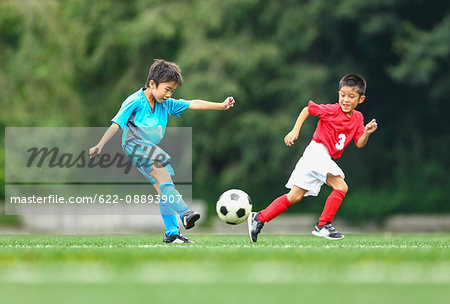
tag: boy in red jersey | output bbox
[248,74,378,241]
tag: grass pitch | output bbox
[0,234,449,304]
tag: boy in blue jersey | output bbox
[89,59,235,243]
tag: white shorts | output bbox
[285,141,345,197]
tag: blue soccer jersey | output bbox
[111,88,190,145]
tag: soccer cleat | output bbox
[248,212,264,243]
[163,233,195,244]
[312,222,344,240]
[182,210,200,230]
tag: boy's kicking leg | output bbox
[154,181,192,243]
[151,168,200,244]
[159,182,200,229]
[150,166,200,229]
[312,174,347,240]
[248,186,307,242]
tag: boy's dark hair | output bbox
[339,74,366,95]
[145,59,183,87]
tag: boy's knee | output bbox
[327,174,348,194]
[335,182,348,194]
[159,182,175,193]
[287,188,305,204]
[291,195,303,203]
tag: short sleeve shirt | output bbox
[111,88,190,145]
[308,100,365,159]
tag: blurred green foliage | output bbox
[1,0,449,221]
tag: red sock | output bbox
[318,189,346,227]
[258,194,292,223]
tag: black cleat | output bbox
[312,222,344,240]
[182,210,200,230]
[248,212,264,243]
[163,233,195,244]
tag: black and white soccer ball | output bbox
[216,189,252,225]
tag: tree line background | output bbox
[1,0,449,223]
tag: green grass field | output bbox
[0,233,449,304]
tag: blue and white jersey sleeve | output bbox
[111,97,142,128]
[163,98,190,117]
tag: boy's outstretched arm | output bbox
[356,119,378,148]
[89,123,120,158]
[285,106,309,146]
[188,96,235,110]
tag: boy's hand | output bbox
[222,96,235,110]
[89,145,102,159]
[364,119,378,134]
[284,130,299,146]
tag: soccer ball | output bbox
[216,189,252,225]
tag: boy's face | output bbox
[149,80,178,103]
[338,86,365,115]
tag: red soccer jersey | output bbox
[308,100,365,159]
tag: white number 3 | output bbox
[335,134,346,150]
